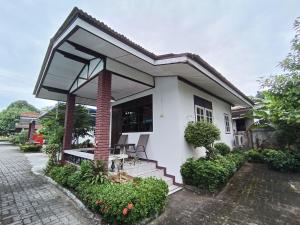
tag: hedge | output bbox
[214,143,231,156]
[180,151,247,192]
[47,163,168,224]
[247,149,300,172]
[19,144,42,152]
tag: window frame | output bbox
[194,105,213,123]
[224,113,231,134]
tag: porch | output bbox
[63,148,181,194]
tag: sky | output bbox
[0,0,299,111]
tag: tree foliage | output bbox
[0,100,39,135]
[39,103,94,145]
[254,18,300,148]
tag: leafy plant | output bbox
[80,160,108,185]
[247,149,265,163]
[214,142,231,155]
[19,144,42,152]
[49,164,77,186]
[9,130,28,145]
[181,151,247,192]
[184,121,220,159]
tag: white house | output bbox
[33,8,253,186]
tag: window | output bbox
[224,114,231,133]
[195,105,213,123]
[206,109,213,123]
[195,105,205,122]
[112,95,153,133]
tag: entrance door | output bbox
[111,107,122,146]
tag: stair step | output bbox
[168,185,182,195]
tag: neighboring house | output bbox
[232,106,254,148]
[33,8,253,183]
[15,112,40,133]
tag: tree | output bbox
[254,18,300,149]
[39,103,94,145]
[0,100,39,135]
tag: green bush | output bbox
[80,160,108,184]
[49,164,77,186]
[214,143,231,155]
[47,164,168,224]
[184,122,220,148]
[9,130,28,145]
[67,171,82,189]
[19,144,42,152]
[247,149,265,163]
[263,149,300,172]
[77,178,168,224]
[181,152,246,192]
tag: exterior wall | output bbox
[177,80,234,150]
[111,77,234,183]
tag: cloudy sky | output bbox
[0,0,299,110]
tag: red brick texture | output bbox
[94,70,112,164]
[62,94,76,151]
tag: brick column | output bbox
[62,94,76,152]
[29,121,35,143]
[94,70,111,164]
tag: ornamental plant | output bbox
[184,121,220,159]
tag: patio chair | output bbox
[126,134,149,159]
[110,134,128,155]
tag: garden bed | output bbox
[47,160,169,224]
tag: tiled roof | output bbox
[20,112,39,118]
[34,7,254,105]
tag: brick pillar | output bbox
[29,121,35,143]
[94,70,111,164]
[62,94,76,152]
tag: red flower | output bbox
[128,203,134,210]
[122,208,128,216]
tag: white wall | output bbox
[111,77,234,183]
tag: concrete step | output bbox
[122,160,182,195]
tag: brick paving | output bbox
[150,162,300,225]
[0,143,99,225]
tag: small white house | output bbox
[33,8,253,184]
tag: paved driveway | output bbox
[151,162,300,225]
[0,143,99,225]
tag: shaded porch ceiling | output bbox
[34,7,253,107]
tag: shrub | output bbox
[67,171,82,189]
[19,144,42,152]
[214,142,231,155]
[263,149,300,172]
[247,149,265,163]
[184,121,220,159]
[80,160,108,184]
[77,178,168,224]
[181,152,246,192]
[49,164,77,186]
[9,130,28,145]
[47,164,168,225]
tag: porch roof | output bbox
[34,7,253,107]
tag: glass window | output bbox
[206,109,213,123]
[224,114,231,133]
[195,105,205,122]
[195,106,213,123]
[113,95,153,133]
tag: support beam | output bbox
[62,94,76,158]
[28,121,35,143]
[94,70,112,164]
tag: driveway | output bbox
[150,162,300,225]
[0,142,99,225]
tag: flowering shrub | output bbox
[47,163,168,224]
